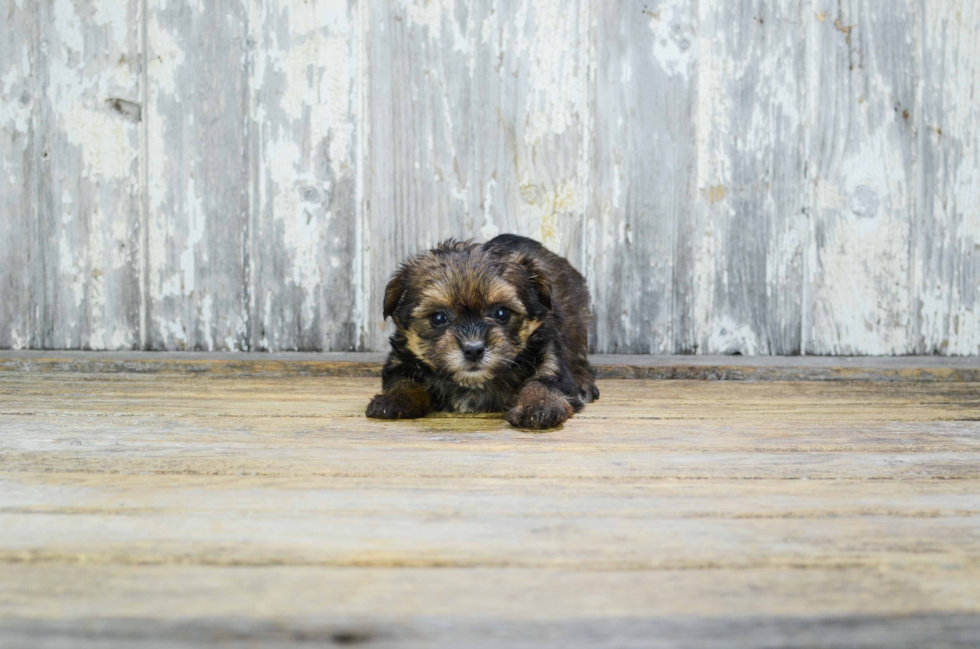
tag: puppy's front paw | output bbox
[578,382,600,403]
[506,382,575,429]
[366,387,430,419]
[506,401,569,429]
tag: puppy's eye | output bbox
[492,306,510,323]
[429,312,449,327]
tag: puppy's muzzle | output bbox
[461,342,485,363]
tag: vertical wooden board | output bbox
[0,0,35,349]
[362,0,590,351]
[689,0,807,355]
[33,0,142,349]
[805,0,918,354]
[247,0,358,352]
[146,0,249,351]
[916,2,980,355]
[587,0,696,354]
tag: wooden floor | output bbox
[2,365,980,647]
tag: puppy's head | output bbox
[383,240,551,386]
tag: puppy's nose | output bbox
[461,342,485,363]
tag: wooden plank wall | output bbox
[0,0,977,355]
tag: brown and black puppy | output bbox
[366,234,599,429]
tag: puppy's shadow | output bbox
[411,412,564,434]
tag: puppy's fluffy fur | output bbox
[366,234,598,429]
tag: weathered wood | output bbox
[3,376,980,484]
[4,371,977,419]
[0,0,35,350]
[3,563,980,620]
[917,1,980,355]
[0,349,389,376]
[145,0,249,351]
[4,470,980,569]
[7,474,980,521]
[247,0,359,352]
[1,371,980,646]
[0,350,980,383]
[4,419,979,478]
[2,571,979,649]
[1,351,979,381]
[691,0,807,354]
[2,2,980,356]
[587,0,696,354]
[4,600,980,649]
[34,0,142,350]
[805,0,919,354]
[362,0,591,350]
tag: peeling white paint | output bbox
[46,0,137,181]
[146,14,185,96]
[272,2,353,180]
[248,0,358,350]
[480,3,498,45]
[914,0,980,355]
[59,107,134,180]
[520,0,588,147]
[0,55,32,134]
[806,0,916,355]
[7,329,29,350]
[199,293,214,351]
[1,2,39,350]
[86,201,108,350]
[402,0,448,40]
[31,0,142,350]
[693,0,734,353]
[178,176,206,297]
[3,0,978,355]
[707,316,761,356]
[51,0,85,54]
[154,316,187,349]
[480,176,500,241]
[649,1,694,79]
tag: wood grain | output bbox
[917,0,980,355]
[1,370,979,646]
[4,473,980,569]
[587,0,696,354]
[2,593,979,649]
[145,0,250,351]
[1,1,979,356]
[805,0,919,354]
[1,350,979,381]
[34,0,142,350]
[3,562,980,621]
[247,0,359,352]
[0,0,35,350]
[3,376,980,482]
[692,0,806,355]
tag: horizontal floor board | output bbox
[4,473,979,570]
[4,616,980,649]
[5,472,980,511]
[4,450,978,480]
[2,564,979,620]
[3,375,979,422]
[5,615,980,649]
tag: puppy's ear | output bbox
[516,255,552,314]
[383,268,407,323]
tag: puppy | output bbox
[366,234,599,429]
